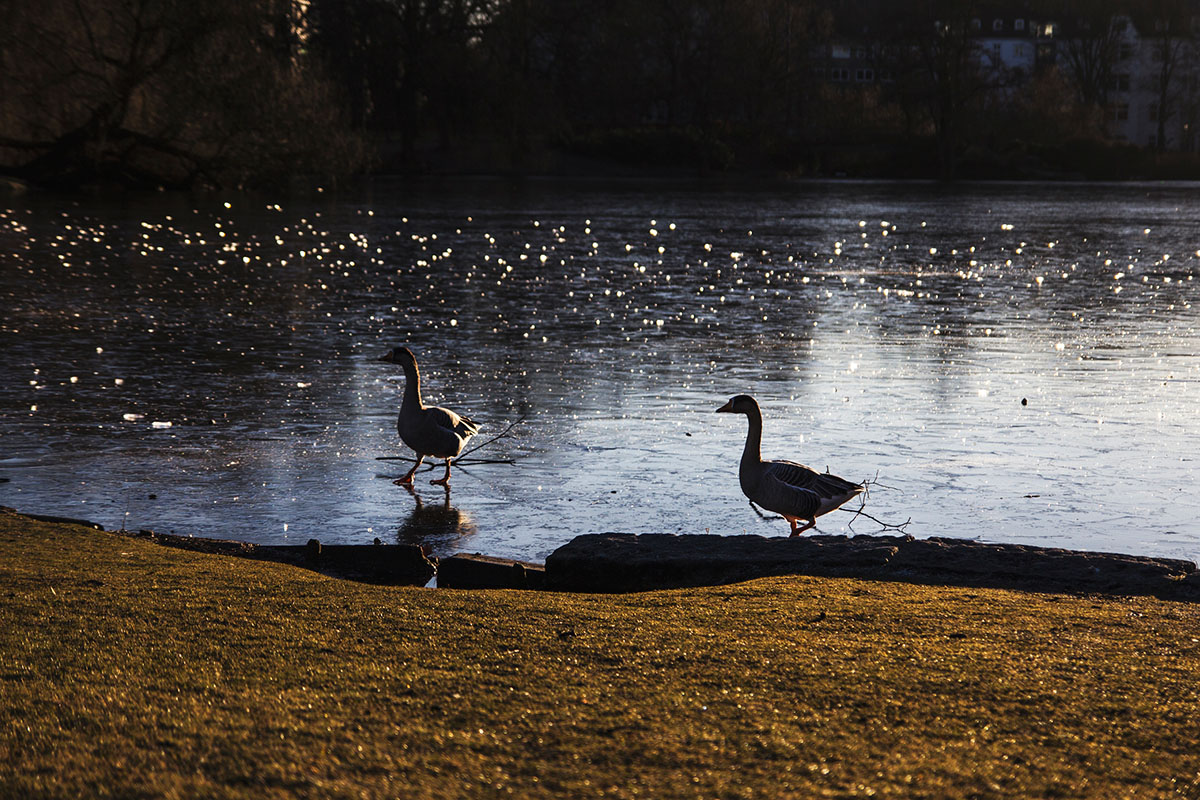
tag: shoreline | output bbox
[12,166,1200,197]
[7,506,1197,601]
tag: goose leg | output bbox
[430,459,453,486]
[394,456,423,485]
[787,517,815,537]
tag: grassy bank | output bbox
[1,509,1198,799]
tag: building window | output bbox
[971,18,981,30]
[1014,43,1027,57]
[831,68,851,82]
[993,18,1004,32]
[1042,23,1056,37]
[855,69,875,82]
[1149,103,1160,122]
[1107,103,1129,122]
[1119,42,1132,60]
[832,44,850,59]
[1015,19,1026,31]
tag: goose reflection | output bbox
[396,484,477,553]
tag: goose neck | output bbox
[401,361,422,409]
[742,408,763,464]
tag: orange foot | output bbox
[394,465,419,485]
[787,517,815,537]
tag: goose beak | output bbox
[715,400,733,413]
[378,352,394,363]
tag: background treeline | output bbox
[2,0,1198,189]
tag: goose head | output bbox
[716,394,759,415]
[379,346,417,368]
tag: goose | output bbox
[716,394,863,535]
[379,346,480,486]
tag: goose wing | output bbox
[402,405,479,458]
[765,459,862,497]
[425,405,480,439]
[757,470,823,520]
[761,459,863,518]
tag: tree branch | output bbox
[456,413,527,460]
[376,414,528,467]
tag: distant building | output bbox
[1106,15,1199,151]
[807,3,1200,152]
[811,41,888,86]
[1052,10,1200,151]
[812,11,1056,94]
[970,13,1055,86]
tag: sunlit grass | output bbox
[2,510,1199,798]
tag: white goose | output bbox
[379,347,480,486]
[716,394,863,535]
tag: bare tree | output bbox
[1131,0,1198,150]
[0,0,366,188]
[879,1,993,179]
[1053,0,1127,125]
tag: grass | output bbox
[1,509,1199,799]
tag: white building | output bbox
[971,15,1047,85]
[1062,14,1200,151]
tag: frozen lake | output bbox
[3,178,1199,564]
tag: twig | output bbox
[457,414,528,460]
[751,472,912,534]
[374,414,527,468]
[839,475,911,533]
[749,500,780,521]
[842,504,912,533]
[375,455,515,465]
[376,462,437,479]
[862,471,897,491]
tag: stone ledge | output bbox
[437,553,546,590]
[11,507,1197,600]
[130,529,435,586]
[544,533,1200,600]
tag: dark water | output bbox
[3,178,1199,563]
